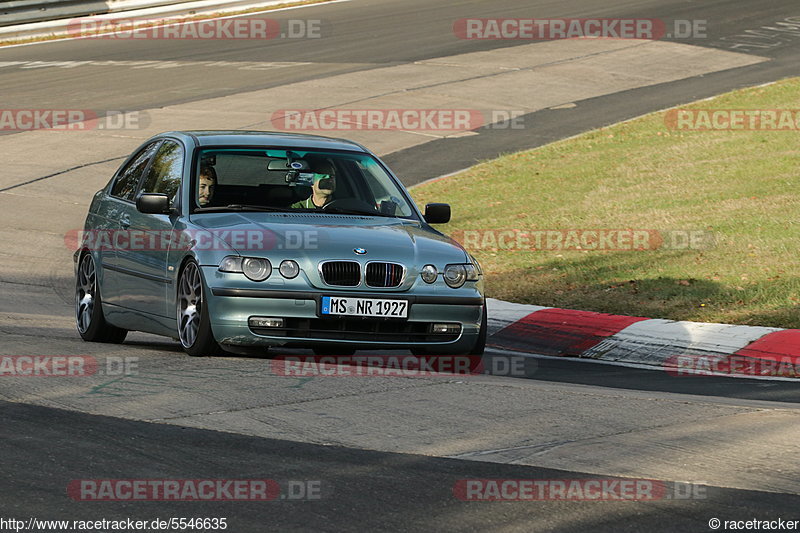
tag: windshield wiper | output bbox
[197,204,287,212]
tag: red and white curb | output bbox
[486,298,800,379]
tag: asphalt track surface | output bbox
[2,0,800,530]
[4,399,800,533]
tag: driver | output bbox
[291,159,336,209]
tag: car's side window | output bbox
[110,142,160,201]
[139,140,184,204]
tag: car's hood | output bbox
[190,212,469,267]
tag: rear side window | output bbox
[110,142,160,201]
[140,140,184,203]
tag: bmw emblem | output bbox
[354,248,367,255]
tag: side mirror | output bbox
[136,193,170,214]
[424,203,451,224]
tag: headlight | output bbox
[420,264,437,283]
[242,257,272,281]
[443,264,467,288]
[218,256,273,281]
[218,256,243,272]
[279,259,300,279]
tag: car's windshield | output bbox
[192,148,417,218]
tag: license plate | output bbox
[321,296,408,318]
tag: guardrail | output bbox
[1,0,208,26]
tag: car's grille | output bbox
[250,318,461,343]
[365,262,404,288]
[320,261,360,286]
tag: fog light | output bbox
[249,317,284,328]
[431,323,461,334]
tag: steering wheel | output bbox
[322,198,378,213]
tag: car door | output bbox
[101,140,162,306]
[115,139,185,318]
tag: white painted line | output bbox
[0,0,351,49]
[0,60,311,71]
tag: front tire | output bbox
[75,252,127,343]
[177,260,222,356]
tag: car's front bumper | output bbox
[205,284,484,352]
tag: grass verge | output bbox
[411,78,800,328]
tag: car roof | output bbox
[158,131,369,153]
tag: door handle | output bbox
[120,214,131,229]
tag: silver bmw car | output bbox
[74,131,486,356]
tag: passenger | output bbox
[198,166,217,207]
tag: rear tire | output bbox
[76,252,128,343]
[177,260,222,357]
